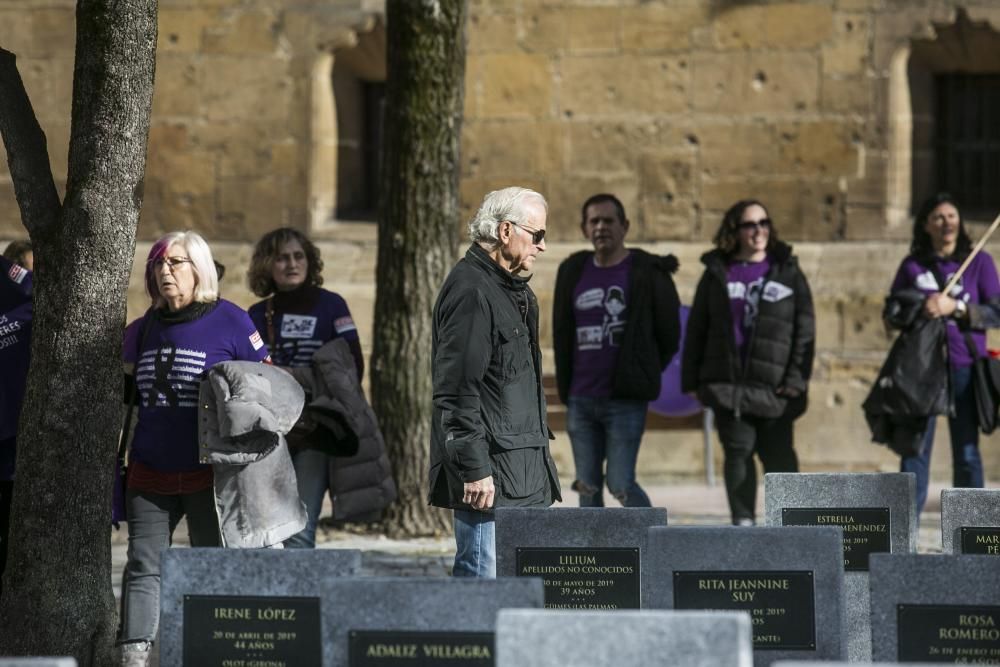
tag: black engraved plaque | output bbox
[673,570,816,651]
[515,547,640,609]
[897,604,1000,663]
[182,594,321,667]
[960,527,1000,555]
[349,630,494,666]
[782,507,891,571]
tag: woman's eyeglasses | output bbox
[510,222,546,245]
[151,256,193,270]
[737,219,771,232]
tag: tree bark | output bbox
[371,0,467,538]
[0,0,157,662]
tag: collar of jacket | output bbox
[700,240,793,274]
[466,243,531,292]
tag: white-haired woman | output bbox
[116,232,270,666]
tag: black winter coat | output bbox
[552,249,682,404]
[682,242,815,419]
[428,245,562,510]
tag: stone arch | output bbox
[308,16,386,233]
[886,8,1000,226]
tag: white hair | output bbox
[467,187,548,245]
[147,231,219,308]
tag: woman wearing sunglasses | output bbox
[682,200,815,525]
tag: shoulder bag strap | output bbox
[118,310,154,466]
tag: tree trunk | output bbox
[371,0,467,538]
[0,0,157,662]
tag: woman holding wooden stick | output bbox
[890,193,1000,513]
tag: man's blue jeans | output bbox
[902,364,984,514]
[284,448,329,549]
[452,509,496,578]
[566,397,651,507]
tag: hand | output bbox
[776,385,801,398]
[463,476,495,510]
[924,292,957,319]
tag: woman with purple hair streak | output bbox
[115,232,270,666]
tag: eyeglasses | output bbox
[151,256,193,270]
[509,221,546,245]
[737,218,771,232]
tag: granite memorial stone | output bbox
[644,526,847,667]
[495,507,667,609]
[941,488,1000,555]
[321,577,545,666]
[160,547,362,667]
[495,609,753,667]
[764,472,916,661]
[870,554,1000,664]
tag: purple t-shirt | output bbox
[727,257,771,356]
[0,257,32,480]
[891,253,1000,367]
[123,299,270,472]
[248,287,358,368]
[569,253,632,398]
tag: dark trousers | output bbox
[0,479,11,601]
[117,487,220,645]
[715,409,799,523]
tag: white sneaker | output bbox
[119,641,151,667]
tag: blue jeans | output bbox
[902,365,984,514]
[566,397,651,507]
[452,509,495,578]
[283,448,329,549]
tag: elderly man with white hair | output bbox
[429,186,562,578]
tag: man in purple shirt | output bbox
[553,194,681,507]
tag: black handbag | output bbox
[963,330,1000,434]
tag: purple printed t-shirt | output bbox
[727,257,771,356]
[123,299,270,473]
[569,252,632,398]
[891,252,1000,367]
[248,286,358,368]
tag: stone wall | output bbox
[2,0,1000,483]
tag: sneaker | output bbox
[734,518,755,527]
[119,641,151,667]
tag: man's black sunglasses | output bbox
[510,221,546,245]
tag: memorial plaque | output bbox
[897,604,1000,663]
[782,507,891,571]
[182,594,321,667]
[349,631,493,666]
[515,547,639,609]
[673,570,816,651]
[960,527,1000,555]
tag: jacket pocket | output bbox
[492,447,547,500]
[496,324,531,382]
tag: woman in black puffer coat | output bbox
[682,200,815,525]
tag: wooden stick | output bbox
[943,211,1000,294]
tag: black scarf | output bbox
[156,300,218,325]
